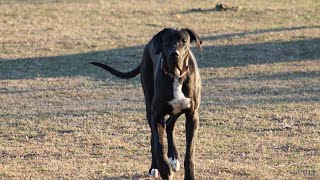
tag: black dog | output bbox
[91,28,202,179]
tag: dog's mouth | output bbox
[161,58,189,79]
[174,64,189,77]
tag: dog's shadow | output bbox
[0,45,145,81]
[1,26,319,81]
[197,26,320,68]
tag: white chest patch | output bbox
[169,78,191,115]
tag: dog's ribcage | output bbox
[169,78,191,114]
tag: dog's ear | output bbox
[185,28,202,50]
[152,28,169,54]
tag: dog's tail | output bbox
[90,62,140,79]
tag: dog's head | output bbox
[152,28,202,78]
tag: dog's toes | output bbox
[149,169,159,177]
[169,157,180,172]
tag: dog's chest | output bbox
[168,78,191,115]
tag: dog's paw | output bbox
[168,157,180,172]
[149,169,159,177]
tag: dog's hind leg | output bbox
[166,114,181,172]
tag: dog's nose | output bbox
[171,50,180,59]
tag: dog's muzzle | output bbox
[160,56,189,79]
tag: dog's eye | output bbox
[181,39,186,44]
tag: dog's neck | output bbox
[160,53,189,79]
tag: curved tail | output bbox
[90,62,140,79]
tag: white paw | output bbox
[169,157,180,172]
[149,169,159,177]
[169,173,174,180]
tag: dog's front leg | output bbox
[166,114,181,172]
[151,113,173,179]
[184,110,199,180]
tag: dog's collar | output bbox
[160,54,189,79]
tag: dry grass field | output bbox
[1,0,320,179]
